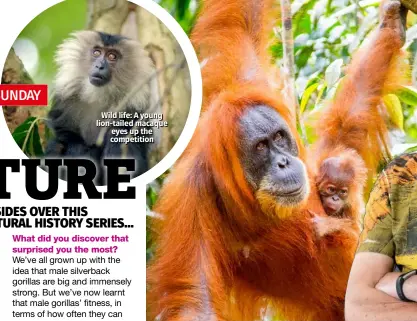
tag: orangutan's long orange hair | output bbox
[147,1,408,320]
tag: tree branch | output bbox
[2,48,46,133]
[400,0,417,14]
[279,0,306,142]
[88,0,129,34]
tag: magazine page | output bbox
[2,1,417,321]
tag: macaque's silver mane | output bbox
[54,30,155,110]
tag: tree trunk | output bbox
[2,48,46,133]
[88,0,130,34]
[88,0,191,166]
[400,0,417,14]
[135,6,191,163]
[280,0,306,142]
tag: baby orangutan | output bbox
[316,149,367,220]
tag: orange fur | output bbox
[311,0,408,237]
[147,1,407,320]
[312,1,408,188]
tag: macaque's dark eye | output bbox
[108,53,118,61]
[326,186,336,194]
[274,131,284,142]
[256,140,268,151]
[92,49,101,57]
[339,189,348,196]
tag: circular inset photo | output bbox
[2,0,200,185]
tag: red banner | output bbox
[0,84,48,106]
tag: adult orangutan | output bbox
[147,0,408,320]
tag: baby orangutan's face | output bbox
[318,181,349,216]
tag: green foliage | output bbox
[146,215,157,262]
[300,82,319,112]
[176,0,192,20]
[17,0,87,85]
[15,0,195,87]
[146,171,170,261]
[155,0,198,33]
[273,0,417,143]
[396,85,417,106]
[384,94,404,130]
[12,117,44,157]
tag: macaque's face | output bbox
[318,181,348,216]
[89,46,120,87]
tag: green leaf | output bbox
[270,43,284,60]
[300,82,319,113]
[383,94,404,130]
[315,83,327,107]
[405,25,417,48]
[405,145,417,154]
[330,0,379,19]
[295,46,314,69]
[30,123,43,156]
[293,0,315,35]
[303,108,322,144]
[12,117,36,146]
[395,85,417,106]
[392,143,417,156]
[325,59,343,88]
[12,117,43,156]
[176,0,191,20]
